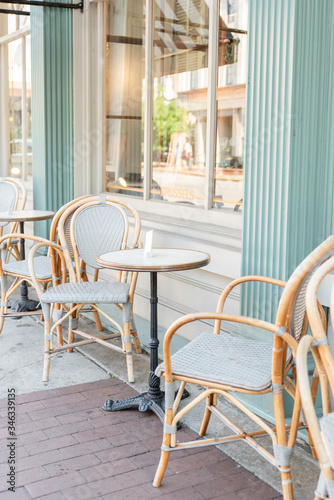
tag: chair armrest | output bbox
[214,275,286,333]
[28,241,67,300]
[0,233,55,271]
[162,312,297,383]
[297,335,333,479]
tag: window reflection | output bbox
[105,0,145,197]
[105,0,247,212]
[214,0,247,212]
[8,35,32,179]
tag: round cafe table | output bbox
[0,210,54,311]
[96,247,210,422]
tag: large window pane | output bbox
[8,38,23,177]
[152,0,209,206]
[105,0,145,197]
[26,35,32,176]
[214,0,247,212]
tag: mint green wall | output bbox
[30,3,74,238]
[240,0,334,422]
[242,0,334,322]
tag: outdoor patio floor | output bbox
[0,378,283,500]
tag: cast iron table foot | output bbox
[103,392,166,424]
[102,388,190,426]
[9,299,41,313]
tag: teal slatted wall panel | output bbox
[242,0,334,322]
[31,2,74,238]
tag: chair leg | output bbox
[43,319,52,382]
[93,310,104,332]
[273,391,294,500]
[153,408,173,487]
[199,393,217,436]
[130,317,141,354]
[0,292,6,334]
[123,320,134,383]
[68,309,77,353]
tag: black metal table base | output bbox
[102,387,190,425]
[102,271,189,424]
[103,392,166,423]
[8,299,41,313]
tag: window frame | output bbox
[103,0,245,232]
[0,24,31,180]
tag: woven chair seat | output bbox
[156,332,276,391]
[0,238,19,249]
[3,256,52,280]
[41,280,130,305]
[320,412,334,462]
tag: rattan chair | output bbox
[29,195,142,383]
[0,177,27,263]
[0,196,91,338]
[153,236,334,500]
[297,255,334,500]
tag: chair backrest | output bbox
[0,178,20,228]
[296,255,334,499]
[276,236,334,341]
[57,195,141,282]
[72,203,127,268]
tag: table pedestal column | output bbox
[102,272,166,422]
[9,221,41,313]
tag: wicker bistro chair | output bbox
[0,196,91,337]
[297,255,334,500]
[28,195,142,383]
[0,177,27,263]
[153,236,334,500]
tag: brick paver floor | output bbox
[0,379,283,499]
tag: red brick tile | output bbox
[57,378,117,395]
[95,441,150,463]
[130,449,162,468]
[14,417,60,436]
[44,420,94,439]
[159,486,206,500]
[141,468,213,495]
[17,466,50,486]
[107,430,139,448]
[74,423,124,443]
[0,412,32,429]
[26,471,86,498]
[0,381,286,500]
[24,434,78,456]
[194,472,261,498]
[80,458,138,482]
[9,430,48,449]
[89,411,139,429]
[56,408,104,425]
[79,385,128,401]
[62,475,133,500]
[201,457,241,478]
[27,397,107,422]
[38,492,66,499]
[18,449,65,472]
[42,392,87,408]
[102,484,160,499]
[0,487,32,499]
[17,401,47,414]
[236,483,282,500]
[44,453,101,477]
[17,389,62,404]
[59,438,111,461]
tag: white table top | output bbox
[0,210,55,223]
[97,248,211,273]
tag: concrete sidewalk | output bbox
[0,306,319,499]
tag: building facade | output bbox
[0,0,334,421]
